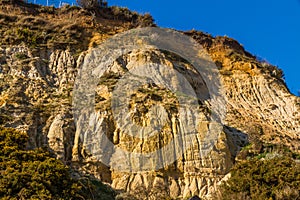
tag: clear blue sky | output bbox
[106,0,300,96]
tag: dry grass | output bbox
[0,0,155,54]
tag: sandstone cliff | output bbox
[0,1,299,199]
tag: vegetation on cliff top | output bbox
[0,0,154,52]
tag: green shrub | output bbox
[15,53,28,60]
[77,0,107,10]
[16,28,39,47]
[217,157,300,200]
[0,127,116,200]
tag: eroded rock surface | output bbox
[1,28,299,200]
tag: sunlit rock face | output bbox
[70,48,242,198]
[1,30,299,199]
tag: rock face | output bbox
[1,3,299,200]
[70,48,244,198]
[191,32,300,152]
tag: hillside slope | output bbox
[0,1,299,199]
